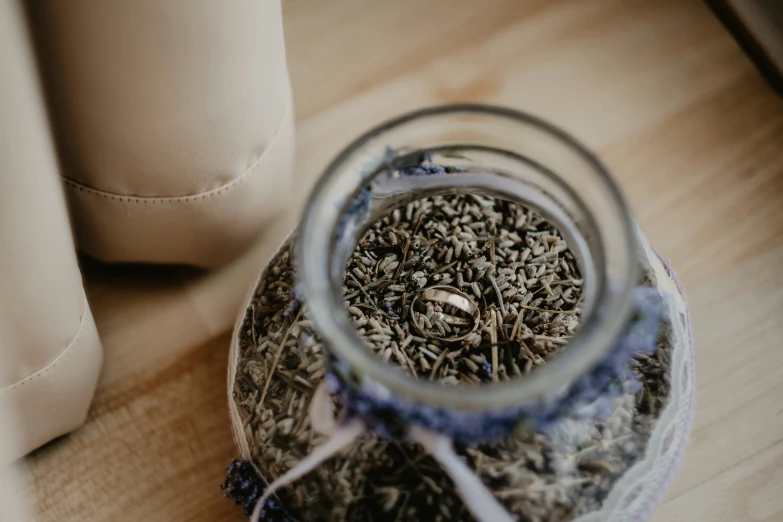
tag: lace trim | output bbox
[575,237,694,522]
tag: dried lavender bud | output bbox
[401,163,446,176]
[221,459,290,521]
[480,359,493,380]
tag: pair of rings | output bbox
[409,285,481,342]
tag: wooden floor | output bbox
[20,0,783,521]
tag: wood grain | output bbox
[20,0,783,521]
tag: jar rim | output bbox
[297,104,639,411]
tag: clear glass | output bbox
[297,105,638,412]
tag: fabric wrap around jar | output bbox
[226,106,695,522]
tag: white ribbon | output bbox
[250,382,364,522]
[251,382,515,522]
[409,426,515,522]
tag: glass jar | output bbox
[298,105,639,420]
[227,105,695,522]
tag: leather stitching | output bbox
[1,296,88,394]
[60,94,292,204]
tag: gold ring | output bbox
[432,311,472,326]
[409,285,481,342]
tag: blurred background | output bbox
[2,0,782,521]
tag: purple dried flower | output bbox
[221,460,291,520]
[480,360,493,380]
[401,163,446,176]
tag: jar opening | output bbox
[298,104,638,412]
[342,187,586,385]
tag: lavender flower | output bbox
[400,163,446,176]
[480,360,493,380]
[222,460,291,520]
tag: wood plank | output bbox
[605,74,783,286]
[663,244,783,500]
[283,0,551,120]
[653,439,783,522]
[22,335,238,522]
[292,0,753,183]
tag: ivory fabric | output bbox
[1,0,293,460]
[28,0,295,267]
[0,403,30,522]
[0,0,103,461]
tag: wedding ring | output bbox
[432,311,472,326]
[409,285,481,342]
